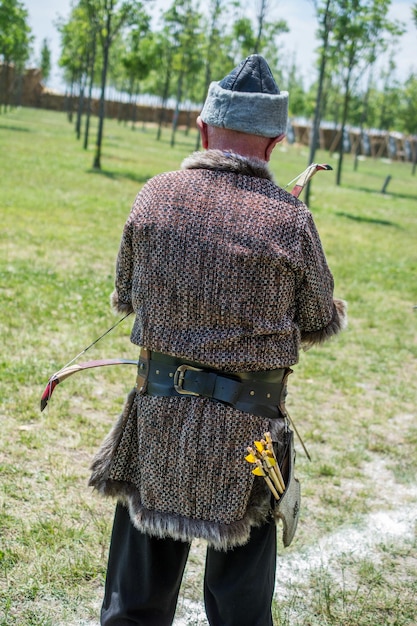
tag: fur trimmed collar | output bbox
[181,149,274,181]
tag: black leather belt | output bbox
[137,349,290,419]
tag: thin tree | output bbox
[57,4,92,126]
[39,38,51,85]
[226,3,288,71]
[120,10,152,129]
[254,0,268,52]
[83,23,97,149]
[195,0,225,150]
[155,30,174,142]
[77,0,100,146]
[154,0,203,146]
[330,0,404,186]
[408,2,417,174]
[168,0,203,147]
[87,0,147,170]
[305,0,334,206]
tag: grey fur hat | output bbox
[200,54,288,138]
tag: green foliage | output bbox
[38,38,51,84]
[164,0,204,81]
[224,7,288,74]
[0,0,33,67]
[49,0,416,176]
[57,0,96,84]
[230,16,256,58]
[399,73,417,135]
[0,0,33,110]
[286,55,309,118]
[194,0,231,105]
[324,0,406,183]
[0,0,32,110]
[120,9,152,89]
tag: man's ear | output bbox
[196,116,209,149]
[265,134,285,161]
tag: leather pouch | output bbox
[274,429,301,547]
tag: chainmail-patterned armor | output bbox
[89,150,347,550]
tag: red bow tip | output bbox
[40,377,59,412]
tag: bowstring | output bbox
[58,311,133,373]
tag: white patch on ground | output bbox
[173,598,208,625]
[275,503,417,601]
[279,454,417,599]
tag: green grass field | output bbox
[1,107,416,625]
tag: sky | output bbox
[27,0,417,93]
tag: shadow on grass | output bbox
[0,124,31,133]
[87,168,151,185]
[344,184,417,202]
[336,211,399,228]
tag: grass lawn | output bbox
[0,107,416,625]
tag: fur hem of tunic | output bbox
[88,388,136,486]
[110,289,134,315]
[181,150,275,182]
[90,479,271,551]
[301,298,347,348]
[88,388,273,550]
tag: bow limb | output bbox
[40,358,138,411]
[289,163,333,198]
[40,313,134,411]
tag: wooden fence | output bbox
[1,63,416,163]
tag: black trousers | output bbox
[101,503,277,626]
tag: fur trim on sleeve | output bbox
[301,299,347,349]
[110,289,134,315]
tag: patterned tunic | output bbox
[89,150,346,550]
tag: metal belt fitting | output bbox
[173,364,203,396]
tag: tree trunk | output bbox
[3,62,11,112]
[157,64,171,142]
[305,0,332,207]
[84,32,97,151]
[76,81,86,140]
[170,70,184,147]
[67,78,75,123]
[336,76,351,186]
[195,0,220,151]
[354,61,374,172]
[254,0,266,53]
[93,36,110,170]
[129,78,138,130]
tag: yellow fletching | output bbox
[245,453,257,463]
[254,441,264,452]
[252,466,265,477]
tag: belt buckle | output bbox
[173,364,203,396]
